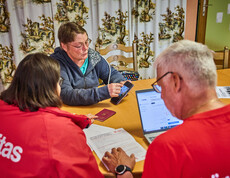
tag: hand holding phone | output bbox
[107,83,123,98]
[110,81,134,105]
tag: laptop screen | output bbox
[136,89,183,133]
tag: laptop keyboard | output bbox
[147,131,166,143]
[149,136,155,142]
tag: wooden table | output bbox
[61,69,230,177]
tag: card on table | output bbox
[95,109,116,122]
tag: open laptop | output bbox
[136,88,183,144]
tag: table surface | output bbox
[61,69,230,176]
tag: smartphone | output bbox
[110,81,134,105]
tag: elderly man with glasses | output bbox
[102,40,230,178]
[51,22,126,106]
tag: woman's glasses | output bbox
[70,38,92,49]
[59,77,64,86]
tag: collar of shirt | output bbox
[80,57,89,75]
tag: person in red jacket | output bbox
[0,53,103,177]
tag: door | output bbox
[196,0,209,43]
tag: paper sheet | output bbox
[216,86,230,98]
[216,12,223,23]
[227,3,230,14]
[83,124,115,150]
[89,128,146,169]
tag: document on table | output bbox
[216,86,230,98]
[83,124,115,151]
[88,128,146,170]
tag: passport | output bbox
[95,109,116,122]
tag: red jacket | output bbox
[0,100,104,178]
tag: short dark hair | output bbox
[58,22,88,44]
[0,53,62,111]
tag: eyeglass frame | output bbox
[59,77,64,86]
[151,72,173,93]
[68,38,92,49]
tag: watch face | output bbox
[116,165,125,173]
[115,165,132,175]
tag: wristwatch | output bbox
[115,165,132,175]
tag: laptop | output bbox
[136,88,183,144]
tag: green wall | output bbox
[205,0,230,51]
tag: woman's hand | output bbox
[85,113,98,125]
[107,83,123,97]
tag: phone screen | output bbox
[119,85,129,96]
[110,81,134,105]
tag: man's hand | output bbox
[107,83,123,97]
[102,147,136,173]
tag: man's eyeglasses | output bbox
[59,77,64,86]
[70,38,92,49]
[151,72,173,93]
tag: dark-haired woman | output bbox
[0,53,103,177]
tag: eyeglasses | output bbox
[59,77,64,86]
[69,38,92,49]
[151,72,173,93]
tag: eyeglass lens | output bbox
[153,84,161,93]
[59,77,63,86]
[80,39,91,47]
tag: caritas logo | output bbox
[211,173,230,178]
[0,134,23,162]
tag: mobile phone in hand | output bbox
[110,81,134,105]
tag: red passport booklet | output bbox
[95,109,116,122]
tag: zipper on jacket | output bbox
[84,76,86,89]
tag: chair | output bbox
[96,41,138,72]
[95,41,139,81]
[213,46,229,69]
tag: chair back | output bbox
[96,41,138,72]
[213,46,229,69]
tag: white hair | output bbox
[154,40,217,92]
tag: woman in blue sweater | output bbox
[51,22,126,106]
